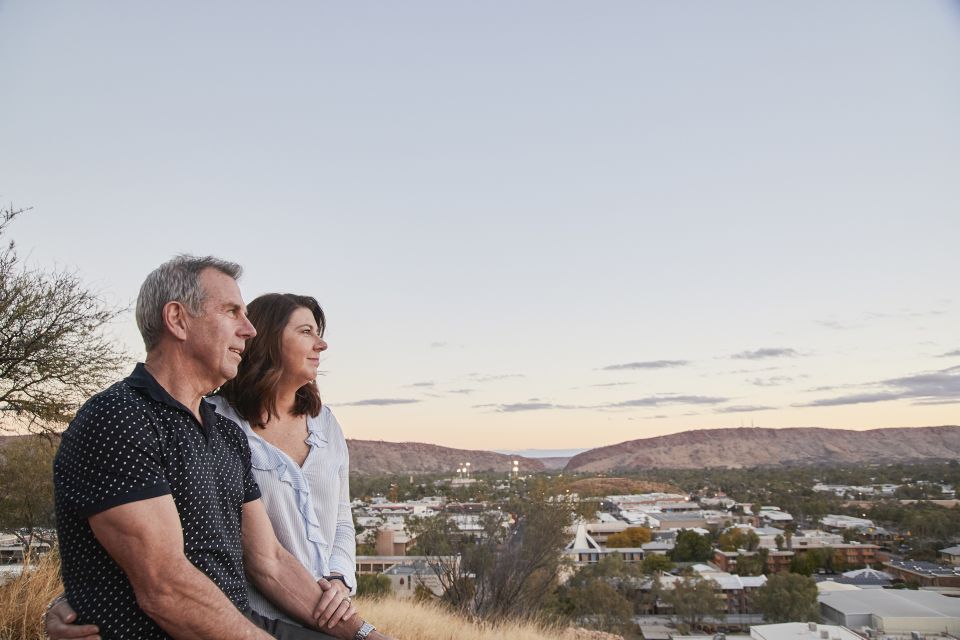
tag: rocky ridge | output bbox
[563,425,960,472]
[347,439,546,475]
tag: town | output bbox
[339,459,960,638]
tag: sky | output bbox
[1,1,959,452]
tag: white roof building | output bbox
[820,515,875,530]
[751,622,862,640]
[819,588,960,635]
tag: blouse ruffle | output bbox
[246,413,330,572]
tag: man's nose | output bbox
[240,315,256,339]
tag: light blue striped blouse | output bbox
[207,396,357,622]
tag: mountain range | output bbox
[348,425,960,474]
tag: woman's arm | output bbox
[326,414,357,593]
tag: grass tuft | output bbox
[0,550,63,640]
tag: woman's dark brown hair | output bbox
[218,293,326,427]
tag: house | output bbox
[940,545,960,566]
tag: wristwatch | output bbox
[354,621,376,640]
[324,574,348,588]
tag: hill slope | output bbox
[347,439,546,475]
[564,425,960,472]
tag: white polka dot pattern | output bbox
[54,364,262,639]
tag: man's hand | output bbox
[313,578,356,630]
[44,599,100,640]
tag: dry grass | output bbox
[0,553,623,640]
[358,597,623,640]
[562,477,681,498]
[0,551,62,640]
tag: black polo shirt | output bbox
[54,364,262,639]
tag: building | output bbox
[757,507,793,526]
[883,558,960,589]
[381,558,445,598]
[563,522,644,566]
[658,564,766,615]
[828,543,880,569]
[939,545,960,566]
[751,622,863,640]
[713,548,793,574]
[819,589,960,635]
[825,567,893,589]
[820,515,875,530]
[375,528,415,556]
[790,530,844,550]
[356,554,456,575]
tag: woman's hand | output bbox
[313,577,357,630]
[45,598,101,640]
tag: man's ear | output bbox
[162,301,190,342]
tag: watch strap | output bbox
[354,621,376,640]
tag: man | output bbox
[52,256,387,640]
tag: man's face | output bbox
[184,268,256,388]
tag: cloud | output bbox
[447,388,475,395]
[608,394,728,408]
[340,398,421,407]
[601,360,689,371]
[939,350,960,358]
[715,405,775,414]
[430,342,448,348]
[796,365,960,407]
[487,402,567,412]
[466,373,526,382]
[816,319,860,331]
[798,392,903,408]
[819,307,950,331]
[749,376,794,387]
[406,381,435,388]
[731,348,799,360]
[588,382,635,388]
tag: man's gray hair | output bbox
[136,255,243,351]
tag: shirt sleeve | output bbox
[241,440,262,504]
[56,393,171,519]
[325,411,357,593]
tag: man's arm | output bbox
[89,495,273,640]
[241,499,372,639]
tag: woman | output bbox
[47,293,361,638]
[215,293,357,621]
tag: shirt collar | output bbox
[126,363,219,429]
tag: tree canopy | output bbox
[663,575,725,630]
[671,529,713,562]
[753,572,820,623]
[0,206,127,435]
[0,435,57,550]
[606,526,653,548]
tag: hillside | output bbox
[347,439,546,475]
[564,425,960,472]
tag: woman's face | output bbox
[279,306,327,385]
